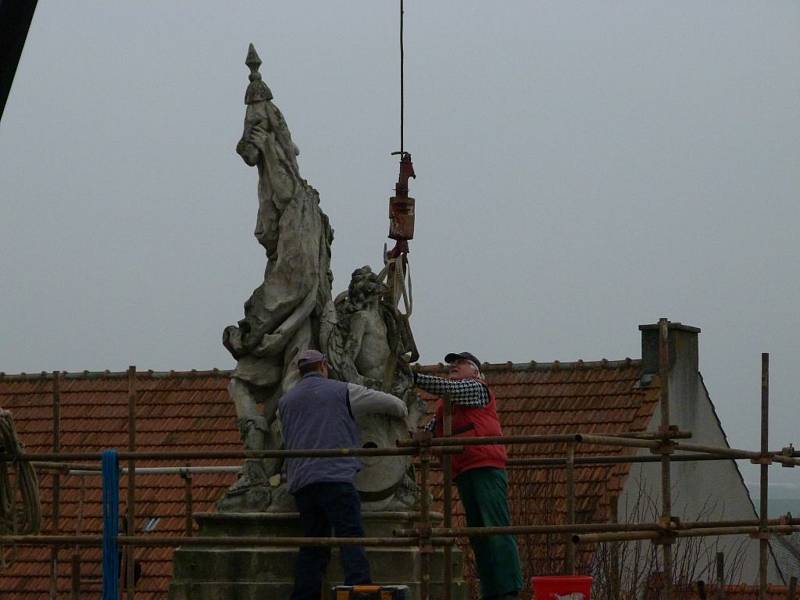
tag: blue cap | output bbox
[297,349,326,369]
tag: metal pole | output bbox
[3,523,800,547]
[394,515,800,538]
[0,534,431,546]
[442,396,453,600]
[126,366,137,600]
[18,445,463,462]
[418,433,432,600]
[7,525,800,549]
[610,495,621,600]
[16,439,800,464]
[698,581,708,600]
[71,552,80,600]
[788,576,797,600]
[715,551,725,600]
[50,371,61,600]
[759,353,769,600]
[182,468,193,537]
[658,318,673,600]
[398,433,581,447]
[565,442,576,574]
[506,453,752,467]
[64,465,242,476]
[573,523,800,544]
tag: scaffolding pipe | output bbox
[50,371,61,600]
[715,551,725,600]
[610,496,621,599]
[14,446,463,462]
[442,396,453,600]
[659,318,673,600]
[398,433,583,447]
[67,465,243,476]
[20,443,800,466]
[71,552,80,600]
[506,453,751,467]
[26,449,800,471]
[399,432,666,450]
[394,516,800,538]
[3,522,797,548]
[573,523,800,544]
[565,441,576,574]
[127,366,137,600]
[759,353,769,600]
[418,432,432,600]
[0,534,431,547]
[182,468,193,537]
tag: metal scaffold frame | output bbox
[1,321,796,600]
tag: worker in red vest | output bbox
[415,352,523,600]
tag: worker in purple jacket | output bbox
[279,349,408,600]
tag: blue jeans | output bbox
[290,482,372,600]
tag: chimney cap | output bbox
[638,321,701,334]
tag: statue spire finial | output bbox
[244,43,272,104]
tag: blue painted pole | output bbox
[101,450,120,600]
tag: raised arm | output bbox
[413,373,489,407]
[347,383,408,419]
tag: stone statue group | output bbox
[217,45,423,513]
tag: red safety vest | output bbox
[434,379,507,478]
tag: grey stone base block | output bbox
[170,581,465,600]
[169,512,466,600]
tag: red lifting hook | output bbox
[387,151,416,259]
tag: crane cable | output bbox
[383,0,413,319]
[400,0,405,155]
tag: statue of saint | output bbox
[219,45,334,510]
[218,45,420,512]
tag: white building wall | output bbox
[617,324,782,589]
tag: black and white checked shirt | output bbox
[414,372,490,432]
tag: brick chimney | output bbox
[639,320,701,426]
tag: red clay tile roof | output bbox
[0,359,660,599]
[0,370,238,600]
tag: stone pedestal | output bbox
[169,512,467,600]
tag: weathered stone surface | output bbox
[218,44,334,511]
[169,512,467,600]
[169,581,465,600]
[193,511,429,538]
[217,45,421,512]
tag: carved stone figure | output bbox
[322,265,423,419]
[218,45,420,513]
[218,45,333,511]
[321,265,424,510]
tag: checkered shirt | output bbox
[413,372,490,432]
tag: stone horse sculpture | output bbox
[218,45,420,512]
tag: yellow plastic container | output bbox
[333,584,409,600]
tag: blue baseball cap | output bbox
[297,349,326,369]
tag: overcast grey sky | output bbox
[1,2,798,492]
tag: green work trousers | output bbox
[455,467,523,599]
